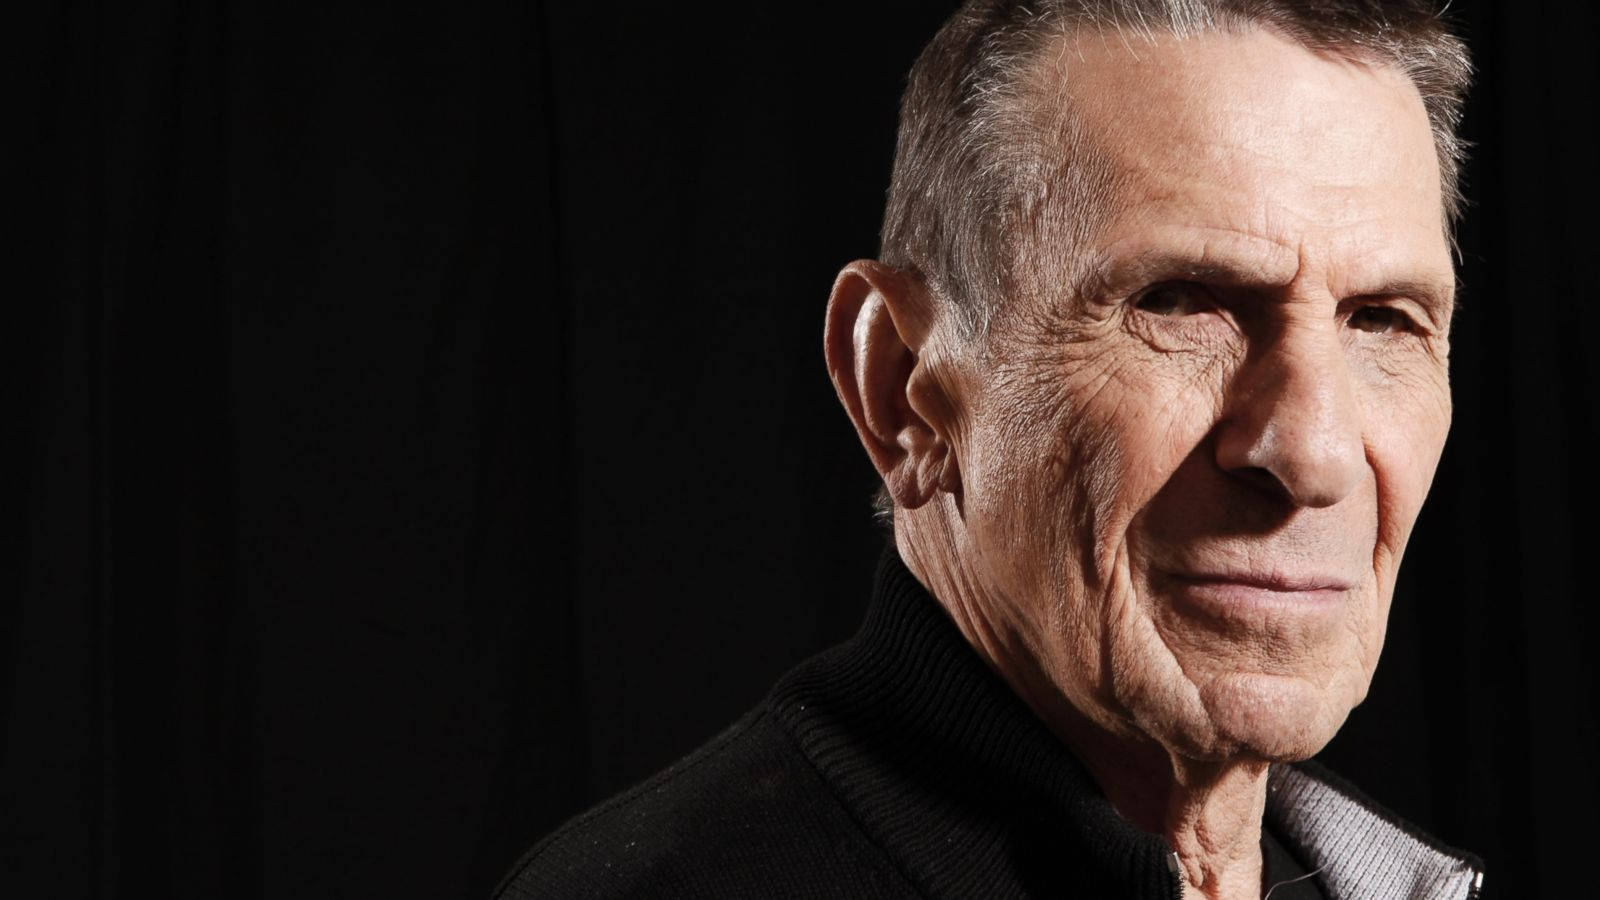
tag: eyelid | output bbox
[1130,280,1218,311]
[1341,297,1429,335]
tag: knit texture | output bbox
[494,546,1480,899]
[1266,764,1482,899]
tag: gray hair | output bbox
[870,0,1472,527]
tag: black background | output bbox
[13,1,1598,897]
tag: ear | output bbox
[824,260,961,510]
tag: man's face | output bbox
[950,27,1455,761]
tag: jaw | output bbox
[1183,670,1360,761]
[1102,586,1377,763]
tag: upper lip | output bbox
[1168,570,1354,592]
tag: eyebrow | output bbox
[1075,245,1301,301]
[1342,277,1460,318]
[1075,246,1457,318]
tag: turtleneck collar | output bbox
[767,544,1183,899]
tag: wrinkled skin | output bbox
[826,26,1454,900]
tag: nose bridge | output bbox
[1217,315,1366,508]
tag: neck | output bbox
[1001,642,1271,900]
[894,512,1270,900]
[1093,739,1270,900]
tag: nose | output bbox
[1213,321,1365,508]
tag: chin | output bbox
[1192,671,1359,762]
[1129,669,1362,764]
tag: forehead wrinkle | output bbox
[1114,132,1436,244]
[1306,220,1455,306]
[1022,26,1448,323]
[1074,165,1448,307]
[1057,28,1439,201]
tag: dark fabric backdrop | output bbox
[12,1,1597,896]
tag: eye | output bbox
[1133,282,1215,316]
[1348,305,1416,335]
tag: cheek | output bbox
[1070,350,1232,565]
[963,338,1229,618]
[1360,362,1451,566]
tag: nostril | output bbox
[1229,465,1293,503]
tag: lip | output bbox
[1169,571,1354,593]
[1156,569,1353,621]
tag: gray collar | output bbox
[1267,764,1483,899]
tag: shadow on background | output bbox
[13,1,1596,896]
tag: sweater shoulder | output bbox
[492,706,913,900]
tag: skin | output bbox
[825,26,1455,900]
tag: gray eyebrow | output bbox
[1342,277,1459,317]
[1074,247,1301,302]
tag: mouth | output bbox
[1172,570,1353,592]
[1156,569,1353,620]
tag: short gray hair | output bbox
[869,0,1472,527]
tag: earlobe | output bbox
[823,260,957,511]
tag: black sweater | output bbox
[494,549,1479,899]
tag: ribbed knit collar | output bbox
[768,546,1182,899]
[766,545,1484,900]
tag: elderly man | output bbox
[496,1,1482,898]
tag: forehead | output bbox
[1031,26,1451,297]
